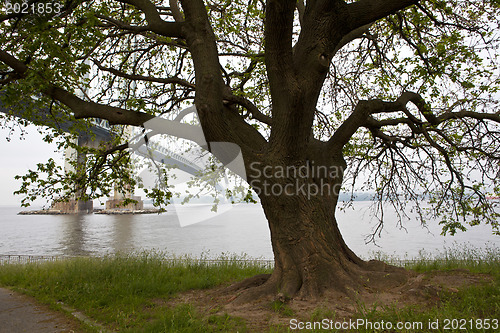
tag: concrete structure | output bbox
[105,196,144,210]
[50,199,93,214]
[50,134,96,214]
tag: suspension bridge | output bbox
[0,93,208,213]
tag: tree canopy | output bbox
[1,0,499,299]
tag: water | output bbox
[0,202,497,259]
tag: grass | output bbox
[0,245,498,332]
[0,251,271,332]
[349,278,500,333]
[272,243,500,332]
[354,245,500,333]
[370,242,500,274]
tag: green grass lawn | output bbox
[0,245,498,332]
[0,251,271,332]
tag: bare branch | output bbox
[223,94,272,125]
[348,0,419,30]
[328,98,399,150]
[0,49,154,126]
[169,0,184,22]
[329,90,500,154]
[333,23,373,56]
[48,86,154,126]
[95,14,151,34]
[438,110,500,124]
[117,0,185,37]
[93,60,195,89]
[0,49,28,74]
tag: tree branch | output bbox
[437,110,500,124]
[222,93,272,125]
[264,0,297,111]
[178,0,228,142]
[328,98,400,151]
[117,0,185,37]
[169,0,184,22]
[95,14,151,34]
[348,0,420,30]
[93,60,195,89]
[0,49,154,126]
[296,0,305,26]
[48,86,154,125]
[329,90,500,153]
[0,49,28,74]
[333,23,373,56]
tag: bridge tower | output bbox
[49,135,93,213]
[104,126,144,211]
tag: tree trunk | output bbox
[234,157,408,301]
[261,193,365,298]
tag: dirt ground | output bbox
[168,269,493,332]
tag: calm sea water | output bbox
[0,202,497,259]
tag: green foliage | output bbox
[13,134,138,207]
[271,300,295,317]
[0,0,499,235]
[143,187,172,209]
[428,185,500,236]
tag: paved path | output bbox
[0,288,81,333]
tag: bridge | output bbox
[0,93,210,212]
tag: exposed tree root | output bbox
[226,260,412,305]
[169,269,491,332]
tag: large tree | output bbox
[1,0,499,299]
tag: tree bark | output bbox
[235,153,408,301]
[262,193,364,298]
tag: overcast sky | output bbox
[0,122,62,206]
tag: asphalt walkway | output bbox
[0,287,81,333]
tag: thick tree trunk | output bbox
[234,157,408,301]
[261,193,365,298]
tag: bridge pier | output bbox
[49,127,145,214]
[105,184,144,211]
[103,126,144,212]
[49,135,94,214]
[50,199,93,214]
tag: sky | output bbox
[0,122,62,206]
